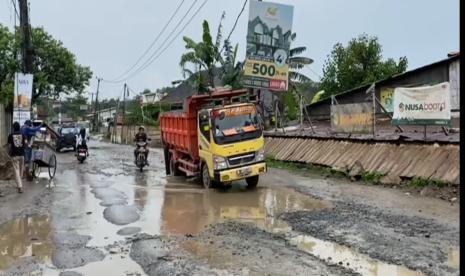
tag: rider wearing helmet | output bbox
[134,126,149,165]
[76,127,89,156]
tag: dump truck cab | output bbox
[160,88,267,189]
[198,103,266,188]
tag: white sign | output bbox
[14,73,33,109]
[13,110,31,126]
[13,73,33,125]
[392,82,451,126]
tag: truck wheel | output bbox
[246,175,259,189]
[202,164,213,189]
[164,147,170,175]
[170,156,182,176]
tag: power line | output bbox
[102,0,201,84]
[115,0,209,82]
[103,0,187,83]
[226,0,247,43]
[10,0,19,19]
[305,64,322,80]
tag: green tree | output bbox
[320,34,407,96]
[280,33,314,122]
[180,19,223,94]
[221,39,243,90]
[62,95,88,120]
[0,24,92,105]
[0,25,20,105]
[288,33,314,85]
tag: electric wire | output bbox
[103,0,187,83]
[102,0,202,84]
[115,0,209,83]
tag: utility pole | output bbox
[94,77,101,133]
[122,83,127,124]
[18,0,33,74]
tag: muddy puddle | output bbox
[0,215,52,270]
[162,178,330,235]
[290,235,424,276]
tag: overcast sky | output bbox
[0,0,459,100]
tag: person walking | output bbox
[7,122,25,193]
[21,120,42,174]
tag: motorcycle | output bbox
[76,146,87,163]
[135,141,149,172]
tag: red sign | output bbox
[270,79,288,91]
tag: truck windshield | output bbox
[212,106,262,145]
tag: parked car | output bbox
[56,125,78,152]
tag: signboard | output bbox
[243,1,294,91]
[380,88,394,113]
[392,82,451,126]
[80,105,88,111]
[13,73,33,125]
[331,103,373,134]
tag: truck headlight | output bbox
[213,155,228,170]
[256,148,265,161]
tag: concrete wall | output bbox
[265,137,460,185]
[109,125,161,147]
[0,104,12,146]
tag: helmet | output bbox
[139,126,145,131]
[24,120,32,126]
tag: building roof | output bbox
[160,68,223,104]
[309,53,460,107]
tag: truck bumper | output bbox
[214,162,267,184]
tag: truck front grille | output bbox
[228,152,255,167]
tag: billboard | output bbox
[13,73,33,125]
[243,1,294,91]
[380,88,394,113]
[392,82,451,126]
[331,103,373,134]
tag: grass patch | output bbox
[266,158,346,178]
[266,158,453,190]
[361,172,385,185]
[407,177,448,188]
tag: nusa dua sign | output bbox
[392,82,451,126]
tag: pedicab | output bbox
[30,126,57,179]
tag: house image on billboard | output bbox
[246,16,292,57]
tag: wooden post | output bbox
[424,125,427,141]
[372,89,376,139]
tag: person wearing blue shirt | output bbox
[21,120,43,171]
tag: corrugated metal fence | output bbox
[0,104,12,146]
[265,137,460,185]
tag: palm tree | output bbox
[280,33,315,123]
[180,16,224,94]
[288,33,314,86]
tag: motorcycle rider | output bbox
[134,126,149,166]
[76,127,89,156]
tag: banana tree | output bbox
[180,15,225,94]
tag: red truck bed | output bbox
[160,111,198,159]
[160,89,249,161]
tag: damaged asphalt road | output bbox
[0,141,459,275]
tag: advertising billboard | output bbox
[331,103,373,134]
[392,82,451,126]
[13,73,33,125]
[243,0,294,91]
